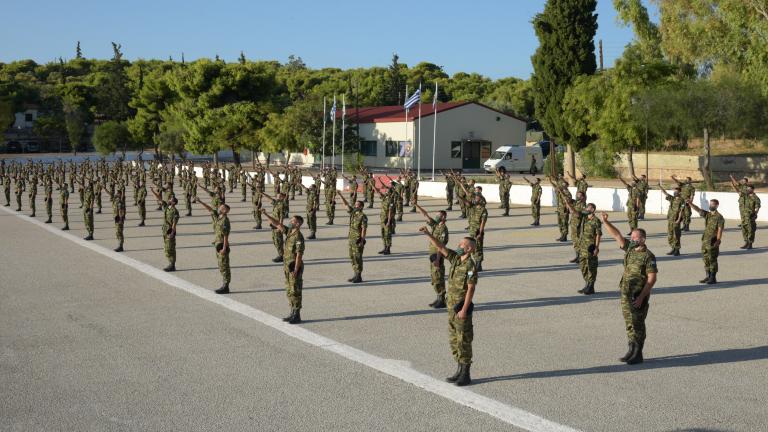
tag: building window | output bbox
[451,141,462,159]
[385,141,399,157]
[25,113,33,122]
[360,140,377,157]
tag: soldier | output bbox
[3,172,11,206]
[443,171,455,211]
[195,198,231,294]
[523,176,542,226]
[549,176,570,241]
[113,188,127,252]
[633,174,649,219]
[672,175,695,231]
[245,173,264,230]
[741,186,761,249]
[342,198,368,283]
[562,200,601,294]
[262,190,288,262]
[300,183,319,239]
[496,169,511,216]
[263,211,306,324]
[151,187,180,272]
[342,174,358,203]
[28,174,37,217]
[619,177,640,234]
[457,183,488,272]
[363,171,376,209]
[321,176,337,225]
[416,203,449,308]
[59,180,70,230]
[658,184,683,256]
[184,173,195,217]
[137,180,148,226]
[409,173,420,213]
[14,175,25,212]
[239,168,248,202]
[568,172,589,197]
[374,186,395,256]
[600,213,658,365]
[559,189,587,264]
[419,227,478,386]
[688,198,724,285]
[387,175,405,222]
[44,174,53,223]
[81,180,95,241]
[94,176,103,214]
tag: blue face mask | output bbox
[455,247,465,256]
[433,217,442,224]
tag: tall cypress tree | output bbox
[531,0,598,152]
[385,53,405,106]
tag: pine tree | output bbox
[385,53,405,106]
[75,41,83,59]
[238,51,246,65]
[531,0,598,152]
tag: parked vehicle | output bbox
[483,145,544,174]
[5,141,22,153]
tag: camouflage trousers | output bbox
[381,221,393,248]
[29,194,36,213]
[446,189,453,208]
[447,304,473,365]
[252,205,262,227]
[46,198,52,219]
[138,200,146,222]
[531,201,540,222]
[325,200,335,223]
[349,190,357,204]
[164,235,176,265]
[557,209,569,238]
[620,283,649,345]
[395,199,404,219]
[741,214,757,243]
[61,204,68,225]
[15,193,22,210]
[241,186,247,201]
[306,209,317,233]
[115,222,124,244]
[570,222,581,252]
[459,197,468,218]
[4,188,9,205]
[579,249,598,283]
[365,190,375,208]
[216,246,231,284]
[272,228,284,256]
[471,230,484,265]
[284,264,303,309]
[682,204,692,228]
[638,196,647,218]
[667,220,681,249]
[95,194,101,212]
[500,192,510,211]
[349,239,364,274]
[403,189,411,207]
[185,194,192,214]
[84,209,94,235]
[430,256,446,295]
[627,206,639,230]
[702,244,720,273]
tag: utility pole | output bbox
[599,39,604,71]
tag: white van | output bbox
[483,145,544,174]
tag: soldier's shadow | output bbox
[473,345,768,384]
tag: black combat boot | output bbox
[503,211,509,216]
[382,247,391,255]
[114,244,124,252]
[746,243,753,250]
[707,272,717,285]
[308,232,316,240]
[95,210,101,214]
[446,206,452,211]
[84,235,94,241]
[253,224,262,230]
[454,364,472,386]
[45,218,52,224]
[410,207,417,213]
[214,284,230,294]
[272,256,284,263]
[163,264,176,272]
[62,225,69,231]
[351,273,363,284]
[433,294,446,309]
[666,249,675,255]
[673,249,680,256]
[577,283,588,294]
[446,363,462,383]
[699,272,710,283]
[283,309,296,322]
[619,342,636,362]
[626,342,644,365]
[288,309,302,324]
[138,221,145,227]
[30,212,35,217]
[476,263,483,272]
[740,243,749,249]
[186,212,192,216]
[582,282,595,295]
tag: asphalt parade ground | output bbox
[1,185,767,432]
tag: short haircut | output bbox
[475,186,483,191]
[710,199,719,205]
[223,204,231,211]
[587,203,596,210]
[438,210,447,219]
[294,215,304,224]
[747,185,755,190]
[634,228,647,239]
[463,237,477,247]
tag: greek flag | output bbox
[330,96,337,120]
[404,88,421,110]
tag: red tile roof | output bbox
[337,101,526,123]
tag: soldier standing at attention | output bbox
[195,198,231,294]
[600,213,658,365]
[342,198,368,284]
[59,179,70,230]
[113,188,127,252]
[419,227,478,386]
[262,190,288,263]
[321,176,337,225]
[44,174,53,223]
[619,177,640,235]
[14,174,25,212]
[496,169,511,216]
[374,186,395,256]
[562,200,601,294]
[559,189,587,264]
[416,203,449,308]
[137,180,147,226]
[523,176,542,226]
[741,186,761,249]
[28,174,37,217]
[299,183,319,239]
[549,176,570,241]
[409,173,420,213]
[94,175,103,214]
[82,180,95,241]
[363,171,376,209]
[3,172,11,206]
[262,210,306,324]
[688,198,725,285]
[659,184,684,256]
[443,171,455,211]
[245,173,264,230]
[152,187,179,272]
[672,175,695,231]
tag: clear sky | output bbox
[0,0,654,79]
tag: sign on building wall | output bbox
[399,141,412,158]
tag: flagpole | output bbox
[417,82,422,177]
[331,95,336,170]
[322,96,326,170]
[432,83,438,180]
[404,85,408,171]
[341,94,346,176]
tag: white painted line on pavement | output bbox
[1,205,581,432]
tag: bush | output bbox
[577,143,617,178]
[93,121,130,156]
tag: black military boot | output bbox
[619,342,636,363]
[62,225,69,231]
[446,363,462,383]
[378,247,387,254]
[272,256,284,263]
[84,235,94,241]
[666,249,675,255]
[476,263,483,272]
[30,212,35,217]
[351,273,363,284]
[308,232,316,240]
[214,284,230,294]
[626,342,644,365]
[283,308,296,322]
[253,224,262,230]
[95,210,101,214]
[577,283,588,294]
[433,294,446,309]
[163,264,176,272]
[288,309,302,324]
[446,206,453,211]
[382,247,391,255]
[746,243,753,250]
[138,221,145,227]
[740,243,749,249]
[114,244,124,252]
[673,249,680,256]
[454,364,472,386]
[699,272,710,283]
[582,282,595,295]
[707,272,717,285]
[45,218,52,224]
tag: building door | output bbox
[462,140,491,169]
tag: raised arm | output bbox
[687,198,703,215]
[415,203,430,220]
[522,176,533,185]
[600,212,627,249]
[659,183,671,198]
[195,197,214,213]
[729,174,739,192]
[419,226,449,257]
[337,192,350,209]
[261,208,284,230]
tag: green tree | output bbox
[482,78,535,120]
[93,120,131,157]
[385,53,405,105]
[76,41,83,59]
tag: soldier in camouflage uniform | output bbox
[689,199,725,284]
[343,198,368,283]
[496,169,512,216]
[262,190,288,262]
[59,180,70,230]
[633,174,649,219]
[457,184,488,272]
[152,187,179,271]
[386,175,405,222]
[374,186,396,255]
[321,176,337,225]
[600,213,658,365]
[28,174,37,217]
[672,175,695,231]
[443,171,455,211]
[44,174,53,223]
[3,173,11,207]
[567,172,589,198]
[660,184,684,256]
[550,176,570,241]
[363,171,376,209]
[113,188,127,252]
[14,175,25,212]
[559,188,587,264]
[245,172,264,230]
[523,176,542,226]
[196,198,231,294]
[81,180,95,240]
[619,177,640,234]
[420,228,478,386]
[416,203,449,308]
[300,183,320,239]
[741,186,761,249]
[263,210,306,324]
[575,204,601,295]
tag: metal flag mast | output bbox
[331,95,336,170]
[341,94,346,176]
[321,96,326,170]
[432,82,438,180]
[417,82,422,177]
[404,85,408,171]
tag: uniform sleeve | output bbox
[467,261,479,285]
[426,219,437,229]
[596,221,603,236]
[297,235,305,254]
[620,240,631,251]
[223,218,231,235]
[645,253,658,274]
[361,214,368,229]
[445,249,458,265]
[717,215,725,231]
